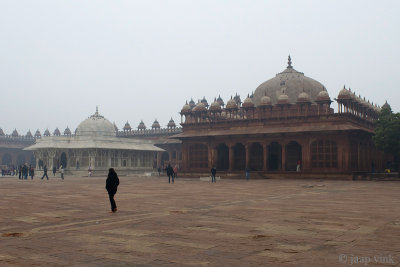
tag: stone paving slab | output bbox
[0,176,400,266]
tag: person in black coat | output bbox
[211,166,217,183]
[165,164,174,184]
[106,168,119,212]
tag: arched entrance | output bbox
[17,154,25,166]
[233,143,246,171]
[268,142,282,171]
[216,143,229,171]
[286,141,302,171]
[60,152,67,168]
[249,143,263,171]
[2,154,12,166]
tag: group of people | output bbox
[17,164,35,180]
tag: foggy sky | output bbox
[1,0,399,135]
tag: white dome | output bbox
[76,109,116,137]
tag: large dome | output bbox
[253,56,326,106]
[76,108,116,137]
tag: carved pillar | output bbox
[48,149,57,169]
[157,151,162,168]
[89,150,97,169]
[228,143,234,171]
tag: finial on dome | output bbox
[96,106,99,115]
[287,55,292,69]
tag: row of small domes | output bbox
[337,86,381,111]
[181,89,332,113]
[0,118,178,137]
[122,118,176,131]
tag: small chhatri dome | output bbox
[193,102,207,112]
[217,94,225,106]
[34,130,41,137]
[297,91,311,103]
[189,98,196,109]
[64,127,71,136]
[277,91,289,104]
[137,120,146,130]
[53,128,61,136]
[123,121,132,131]
[317,88,330,101]
[233,93,241,105]
[226,97,238,109]
[181,101,191,113]
[44,129,51,136]
[167,118,176,128]
[201,96,208,107]
[242,95,255,108]
[0,128,5,136]
[210,99,222,111]
[12,129,19,137]
[259,95,272,106]
[382,100,391,110]
[26,130,33,138]
[152,119,161,129]
[338,85,351,99]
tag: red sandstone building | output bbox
[174,57,387,177]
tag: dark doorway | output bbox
[216,143,229,171]
[60,152,67,168]
[17,154,25,166]
[161,152,169,167]
[268,142,282,171]
[286,141,302,171]
[2,153,12,166]
[233,143,246,171]
[249,143,263,171]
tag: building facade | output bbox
[174,57,387,176]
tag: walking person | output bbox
[165,164,174,184]
[22,164,28,180]
[29,165,34,180]
[173,165,178,179]
[41,165,49,180]
[157,167,161,176]
[18,165,22,179]
[52,166,57,176]
[60,165,64,180]
[296,160,301,172]
[106,168,119,213]
[211,166,217,183]
[245,167,250,180]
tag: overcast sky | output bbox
[0,0,399,135]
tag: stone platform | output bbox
[0,176,399,266]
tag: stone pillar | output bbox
[245,143,250,168]
[48,149,57,169]
[263,143,268,171]
[157,151,162,168]
[281,143,286,171]
[89,150,97,169]
[228,144,234,171]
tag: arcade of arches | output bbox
[180,133,384,173]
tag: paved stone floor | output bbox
[0,175,399,267]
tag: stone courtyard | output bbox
[0,175,399,267]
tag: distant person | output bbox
[76,160,80,170]
[106,168,119,213]
[29,165,34,180]
[22,164,28,179]
[157,167,161,176]
[88,166,93,177]
[52,166,57,176]
[165,164,174,184]
[41,165,49,180]
[296,160,301,172]
[18,165,22,180]
[173,165,178,178]
[211,166,217,183]
[60,165,64,180]
[245,167,250,180]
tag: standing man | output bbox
[41,165,49,180]
[165,164,174,184]
[211,166,217,183]
[18,165,22,180]
[52,166,57,176]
